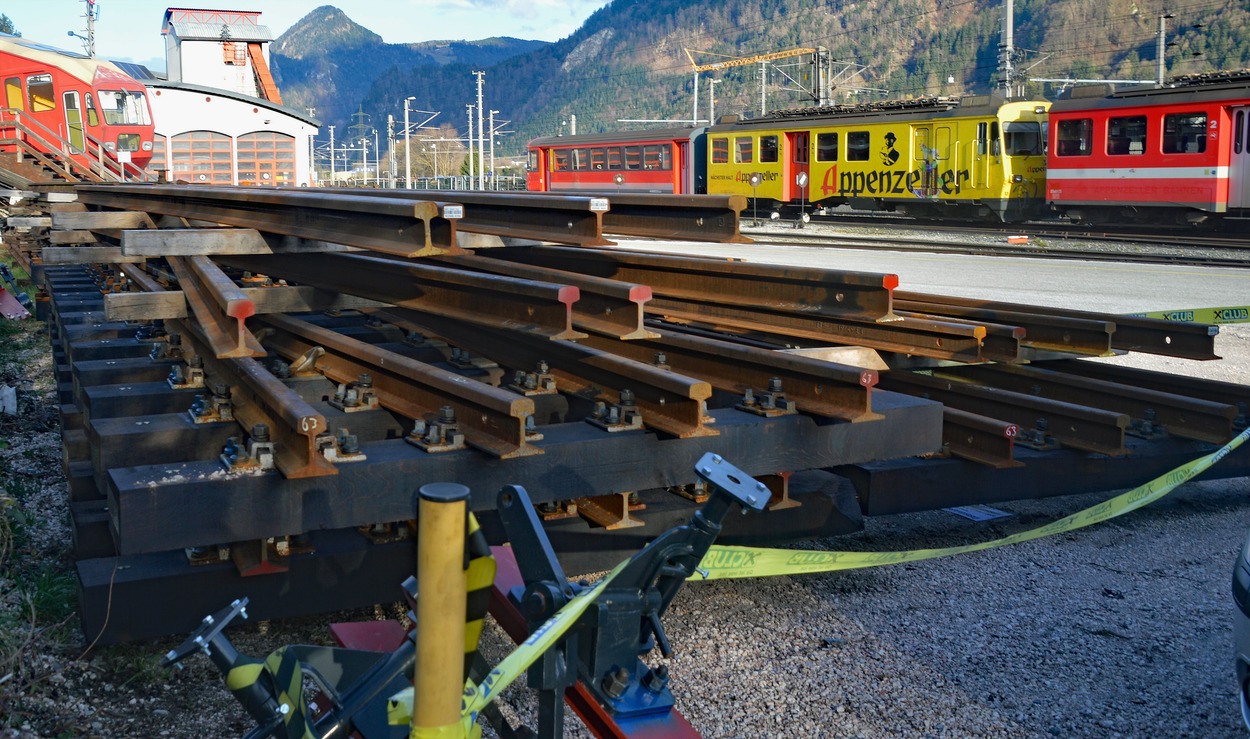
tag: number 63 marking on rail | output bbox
[301,416,320,433]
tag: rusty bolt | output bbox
[592,401,607,419]
[620,388,635,406]
[340,434,360,455]
[357,373,373,388]
[741,388,756,406]
[189,355,203,368]
[607,406,621,424]
[602,667,631,699]
[424,424,442,445]
[654,352,667,366]
[251,424,270,443]
[537,360,549,374]
[439,405,456,425]
[768,377,783,393]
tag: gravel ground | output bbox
[1,247,1248,738]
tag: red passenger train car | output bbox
[526,127,706,194]
[1,33,154,180]
[1046,70,1250,225]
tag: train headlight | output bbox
[142,141,153,152]
[1012,175,1024,183]
[104,142,116,152]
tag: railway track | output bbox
[743,220,1250,269]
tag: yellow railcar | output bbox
[706,95,1050,222]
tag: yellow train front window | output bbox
[27,74,55,112]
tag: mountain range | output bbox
[270,1,1250,160]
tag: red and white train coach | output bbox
[526,127,705,194]
[1046,70,1250,225]
[1,32,155,179]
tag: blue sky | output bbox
[5,0,610,70]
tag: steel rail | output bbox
[483,245,899,322]
[255,314,542,459]
[217,252,587,341]
[168,316,339,479]
[879,370,1130,456]
[432,253,657,340]
[894,298,1115,357]
[895,290,1218,360]
[370,309,718,439]
[938,363,1239,444]
[941,407,1021,469]
[320,188,614,247]
[567,191,751,243]
[75,184,463,258]
[1043,360,1250,423]
[166,255,265,359]
[647,299,989,363]
[576,327,881,423]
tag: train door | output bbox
[970,121,991,189]
[63,91,84,154]
[678,140,689,194]
[913,125,938,196]
[784,131,810,202]
[1232,107,1250,209]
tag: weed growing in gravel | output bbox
[97,645,173,690]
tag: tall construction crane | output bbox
[684,47,820,120]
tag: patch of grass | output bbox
[22,569,76,627]
[97,644,173,690]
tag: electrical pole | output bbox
[1157,13,1174,85]
[467,104,475,191]
[474,71,486,192]
[760,61,767,116]
[693,72,699,125]
[708,79,719,124]
[1000,0,1015,97]
[328,125,336,182]
[403,98,414,189]
[489,110,498,190]
[386,115,396,188]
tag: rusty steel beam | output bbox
[942,407,1021,469]
[937,363,1238,444]
[1042,360,1250,424]
[433,253,657,340]
[255,313,542,459]
[894,298,1114,357]
[166,256,265,359]
[487,246,898,322]
[372,309,718,439]
[895,291,1218,360]
[75,184,462,258]
[217,252,587,341]
[879,370,1130,456]
[169,317,338,479]
[648,300,988,363]
[321,188,614,247]
[575,191,751,243]
[576,328,881,423]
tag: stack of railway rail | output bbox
[2,182,1248,645]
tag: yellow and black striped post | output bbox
[413,482,470,739]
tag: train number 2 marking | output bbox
[821,165,972,198]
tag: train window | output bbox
[1237,111,1245,155]
[607,147,623,169]
[27,74,55,113]
[1107,115,1147,156]
[1162,112,1207,154]
[1003,122,1041,156]
[815,133,838,162]
[712,137,729,164]
[760,135,779,163]
[527,150,538,171]
[62,92,84,154]
[734,137,753,164]
[624,145,642,169]
[591,148,607,170]
[4,77,22,111]
[913,129,929,161]
[659,144,672,170]
[98,90,152,126]
[1055,118,1092,156]
[793,132,809,164]
[935,126,952,160]
[552,150,569,172]
[976,122,988,155]
[643,144,666,169]
[846,131,869,161]
[84,93,99,127]
[572,148,591,171]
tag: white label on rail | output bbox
[442,205,464,219]
[589,198,610,212]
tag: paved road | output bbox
[610,238,1249,315]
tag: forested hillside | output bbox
[272,0,1250,159]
